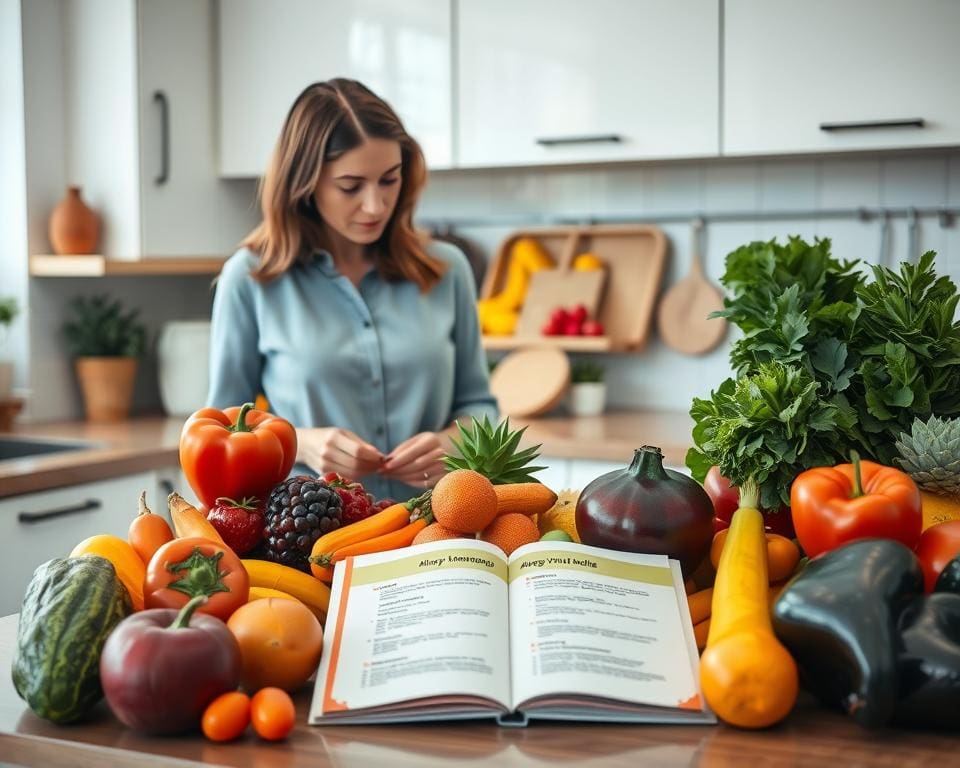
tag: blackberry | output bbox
[263,475,342,572]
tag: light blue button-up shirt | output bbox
[206,240,499,502]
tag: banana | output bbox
[242,559,331,624]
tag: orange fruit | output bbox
[479,512,540,556]
[432,469,498,534]
[412,523,472,545]
[226,597,323,692]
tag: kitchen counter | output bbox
[0,614,954,768]
[0,410,694,499]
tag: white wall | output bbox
[0,0,29,393]
[417,151,960,412]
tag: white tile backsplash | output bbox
[419,149,960,414]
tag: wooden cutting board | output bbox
[515,269,607,337]
[489,347,571,417]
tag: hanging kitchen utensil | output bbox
[907,207,920,264]
[656,218,727,355]
[879,210,892,268]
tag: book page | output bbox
[507,541,701,712]
[310,539,512,720]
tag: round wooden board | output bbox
[490,347,571,417]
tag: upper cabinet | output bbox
[723,0,960,156]
[456,0,720,168]
[138,0,238,256]
[218,0,452,177]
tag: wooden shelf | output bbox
[482,335,617,352]
[29,255,227,277]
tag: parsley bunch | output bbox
[687,239,960,505]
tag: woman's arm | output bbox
[206,251,263,408]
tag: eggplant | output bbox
[575,446,714,575]
[772,538,923,728]
[893,592,960,729]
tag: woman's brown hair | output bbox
[242,79,444,290]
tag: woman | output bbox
[207,78,498,501]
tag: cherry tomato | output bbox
[915,520,960,592]
[202,691,250,742]
[250,687,296,741]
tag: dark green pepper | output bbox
[894,592,960,729]
[772,538,922,728]
[934,553,960,594]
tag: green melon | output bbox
[12,556,132,723]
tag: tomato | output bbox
[202,691,250,742]
[704,466,796,538]
[144,537,249,620]
[226,597,324,692]
[915,520,960,592]
[179,402,297,508]
[250,687,296,741]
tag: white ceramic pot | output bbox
[157,321,210,416]
[0,360,12,400]
[568,382,607,417]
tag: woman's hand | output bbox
[380,432,448,488]
[296,427,385,479]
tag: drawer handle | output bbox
[536,134,623,146]
[819,118,925,132]
[18,499,102,524]
[159,479,175,496]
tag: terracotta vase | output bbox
[49,186,101,255]
[75,356,137,422]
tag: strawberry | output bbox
[373,497,397,512]
[323,473,375,526]
[206,496,265,555]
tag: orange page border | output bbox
[322,556,355,713]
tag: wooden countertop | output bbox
[0,410,694,499]
[0,613,954,767]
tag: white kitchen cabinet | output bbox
[218,0,452,177]
[456,0,719,168]
[0,472,156,616]
[137,0,236,256]
[723,0,960,156]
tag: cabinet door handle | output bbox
[18,499,102,524]
[159,479,175,496]
[819,118,925,132]
[535,134,623,146]
[154,90,170,185]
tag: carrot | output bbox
[699,503,799,729]
[128,491,174,566]
[168,492,227,547]
[688,587,714,625]
[308,502,413,580]
[493,483,558,517]
[328,519,429,565]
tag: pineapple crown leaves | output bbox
[443,414,546,484]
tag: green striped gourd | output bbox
[12,556,132,723]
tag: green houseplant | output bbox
[0,297,19,401]
[568,360,606,417]
[63,295,147,422]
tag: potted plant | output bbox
[63,295,147,422]
[568,360,606,417]
[0,297,18,401]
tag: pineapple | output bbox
[895,415,960,529]
[537,489,581,542]
[444,415,546,484]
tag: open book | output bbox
[309,539,713,726]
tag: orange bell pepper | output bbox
[179,402,297,508]
[790,451,921,559]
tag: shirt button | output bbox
[363,320,372,329]
[372,378,381,387]
[376,425,385,436]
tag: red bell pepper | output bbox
[790,452,922,559]
[99,595,241,734]
[180,402,297,508]
[144,536,249,620]
[703,465,796,538]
